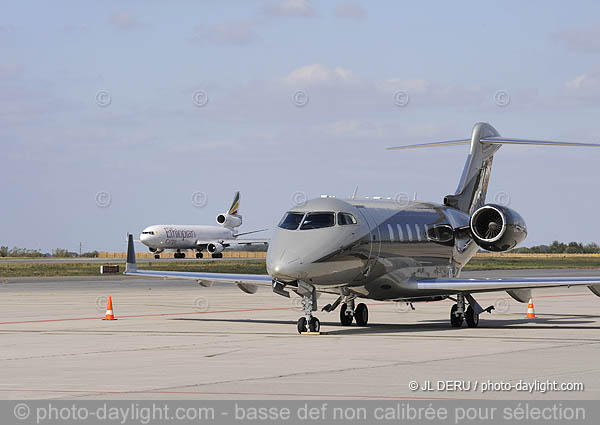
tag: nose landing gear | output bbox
[296,282,320,334]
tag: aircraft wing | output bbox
[195,238,269,246]
[124,235,272,291]
[417,276,600,293]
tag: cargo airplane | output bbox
[139,192,268,259]
[126,123,600,333]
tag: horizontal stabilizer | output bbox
[387,139,470,150]
[388,137,600,150]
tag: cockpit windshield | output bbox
[337,212,357,225]
[299,212,335,230]
[278,212,305,230]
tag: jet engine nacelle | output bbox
[207,242,224,254]
[148,248,164,254]
[469,204,527,252]
[216,213,242,229]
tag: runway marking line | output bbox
[0,307,293,326]
[0,292,594,326]
[0,388,483,400]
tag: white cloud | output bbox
[262,0,316,17]
[333,2,366,19]
[564,72,600,100]
[108,12,139,30]
[282,63,357,86]
[191,20,258,45]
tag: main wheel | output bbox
[196,252,203,259]
[354,303,368,326]
[465,305,479,328]
[212,253,223,259]
[450,304,464,327]
[309,317,321,332]
[154,254,160,259]
[297,317,307,334]
[339,304,353,326]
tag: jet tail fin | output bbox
[125,234,137,273]
[227,191,241,216]
[388,122,600,214]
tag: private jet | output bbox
[125,123,600,333]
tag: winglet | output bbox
[125,233,137,273]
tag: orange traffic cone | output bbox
[524,297,536,319]
[102,296,118,320]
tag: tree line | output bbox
[512,241,600,254]
[0,247,99,258]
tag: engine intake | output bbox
[216,213,242,228]
[470,204,527,252]
[207,242,224,254]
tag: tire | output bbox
[355,303,368,326]
[196,252,203,259]
[465,305,479,328]
[154,254,160,259]
[450,304,464,327]
[297,317,307,334]
[340,304,353,326]
[309,317,320,332]
[212,253,223,259]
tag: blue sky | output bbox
[2,0,600,252]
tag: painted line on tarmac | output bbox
[0,307,295,326]
[0,388,483,400]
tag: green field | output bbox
[0,260,267,278]
[2,256,600,278]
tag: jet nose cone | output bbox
[267,248,304,281]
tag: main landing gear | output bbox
[154,254,160,259]
[450,293,491,328]
[196,252,203,259]
[322,294,369,327]
[211,253,223,259]
[174,251,186,259]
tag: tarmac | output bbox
[1,269,599,400]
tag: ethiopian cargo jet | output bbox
[140,192,267,259]
[126,123,600,333]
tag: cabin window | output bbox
[278,212,305,230]
[300,212,336,230]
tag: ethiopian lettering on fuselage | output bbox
[164,228,196,240]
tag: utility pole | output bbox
[79,242,82,257]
